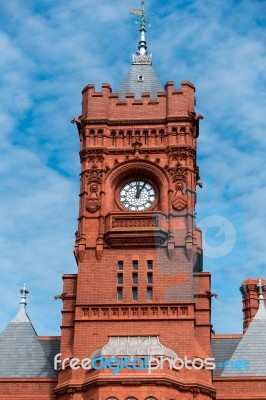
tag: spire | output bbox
[118,1,163,99]
[10,283,30,323]
[254,278,266,320]
[130,1,152,64]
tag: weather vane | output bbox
[130,1,153,64]
[130,1,149,32]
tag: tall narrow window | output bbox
[147,273,153,284]
[147,260,153,270]
[159,129,164,143]
[132,273,138,284]
[132,260,138,270]
[117,288,123,300]
[143,130,148,145]
[117,261,123,270]
[147,287,153,300]
[117,273,123,284]
[132,288,138,300]
[111,131,116,146]
[127,131,132,145]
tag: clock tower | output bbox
[55,3,216,399]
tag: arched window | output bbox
[89,129,95,145]
[143,130,148,145]
[106,397,118,400]
[159,129,164,143]
[134,130,140,141]
[145,397,157,400]
[111,131,116,146]
[127,131,132,145]
[97,129,103,145]
[126,398,138,400]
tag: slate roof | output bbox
[221,300,266,377]
[40,338,61,369]
[118,63,164,100]
[0,290,57,378]
[211,336,241,377]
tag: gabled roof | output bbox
[221,295,266,377]
[0,285,57,378]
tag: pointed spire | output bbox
[254,279,266,320]
[130,1,152,65]
[11,284,30,323]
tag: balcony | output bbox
[104,212,168,247]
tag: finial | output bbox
[20,283,29,305]
[257,279,265,303]
[254,279,266,320]
[130,1,152,64]
[10,283,30,323]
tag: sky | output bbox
[0,0,265,336]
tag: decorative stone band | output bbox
[132,53,152,64]
[90,335,177,359]
[112,215,159,228]
[77,304,192,321]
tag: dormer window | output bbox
[137,75,144,82]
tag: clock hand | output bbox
[138,182,146,197]
[136,181,141,198]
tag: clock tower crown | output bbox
[58,3,214,400]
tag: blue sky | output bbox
[0,0,265,335]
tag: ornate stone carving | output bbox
[80,149,104,163]
[90,335,177,359]
[79,304,192,321]
[110,161,167,187]
[132,53,152,64]
[169,147,195,161]
[85,166,103,184]
[165,162,187,184]
[172,182,187,211]
[85,183,100,213]
[112,216,158,228]
[105,235,166,247]
[75,232,86,245]
[188,112,204,138]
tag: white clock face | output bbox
[119,180,156,211]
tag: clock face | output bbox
[119,180,156,211]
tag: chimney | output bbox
[240,278,266,332]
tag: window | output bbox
[111,131,116,146]
[143,130,148,145]
[147,273,153,284]
[147,260,153,269]
[147,287,153,300]
[132,288,138,300]
[127,131,132,145]
[159,130,164,143]
[117,288,123,300]
[137,75,144,82]
[118,261,123,270]
[117,274,123,284]
[132,260,138,270]
[132,273,138,284]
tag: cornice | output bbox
[80,116,194,126]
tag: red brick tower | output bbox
[55,3,215,399]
